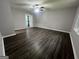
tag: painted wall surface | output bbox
[11,8,34,30]
[11,8,27,30]
[71,6,79,59]
[0,0,15,56]
[0,0,15,36]
[0,56,8,59]
[34,8,76,32]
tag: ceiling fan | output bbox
[33,4,45,13]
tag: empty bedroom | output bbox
[0,0,79,59]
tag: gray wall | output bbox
[0,0,15,57]
[34,8,76,32]
[0,0,15,36]
[11,8,34,30]
[0,56,8,59]
[71,6,79,59]
[11,8,26,30]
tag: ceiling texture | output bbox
[10,0,79,11]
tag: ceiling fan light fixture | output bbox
[40,7,45,12]
[35,4,39,6]
[34,8,40,13]
[34,4,45,13]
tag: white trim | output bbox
[2,37,5,56]
[70,34,78,59]
[0,33,5,56]
[3,33,16,38]
[14,28,26,31]
[36,26,70,33]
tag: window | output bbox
[74,16,79,35]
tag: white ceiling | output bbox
[10,0,79,10]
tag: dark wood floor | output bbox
[4,27,74,59]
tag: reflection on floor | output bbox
[4,27,74,59]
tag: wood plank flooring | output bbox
[4,27,74,59]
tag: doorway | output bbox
[25,14,33,28]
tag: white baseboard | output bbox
[70,34,78,59]
[14,28,26,31]
[36,26,70,33]
[3,33,16,38]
